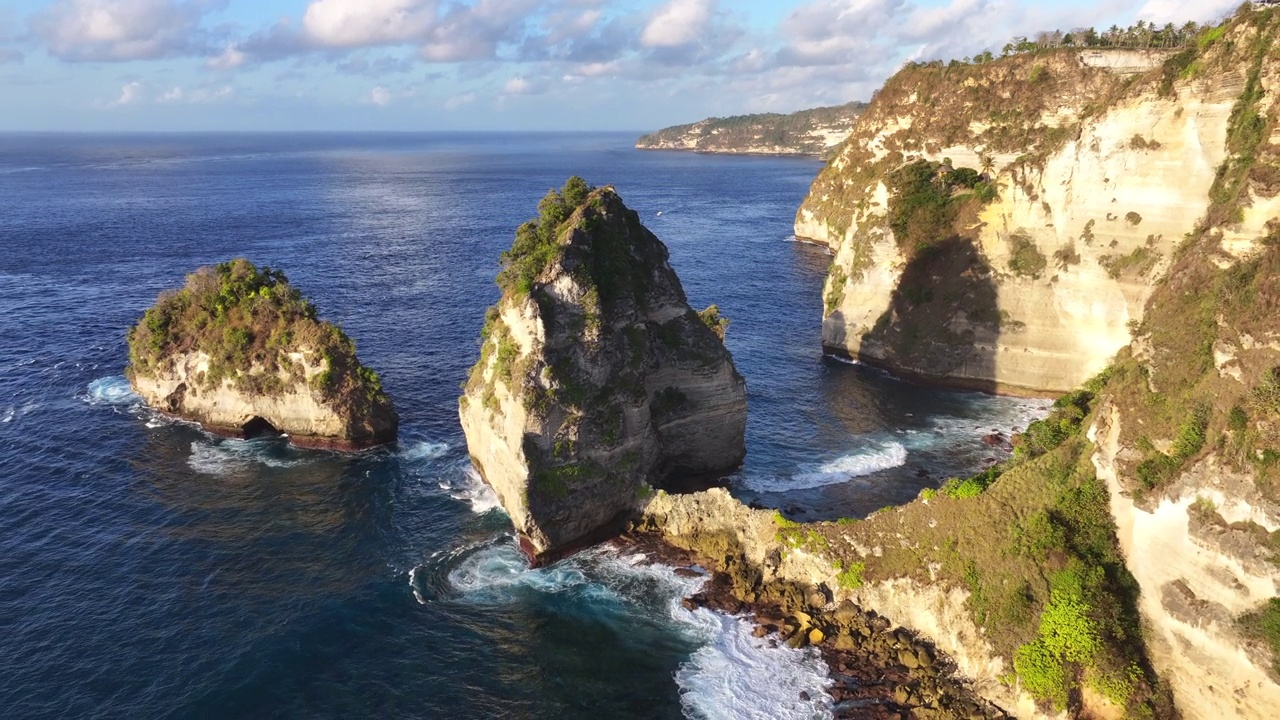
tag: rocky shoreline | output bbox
[614,533,1007,719]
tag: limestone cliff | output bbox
[127,259,397,449]
[460,178,746,563]
[637,102,867,156]
[797,23,1280,393]
[1077,22,1280,705]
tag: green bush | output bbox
[496,177,596,295]
[698,304,731,340]
[1239,598,1280,672]
[1007,232,1047,278]
[836,560,865,589]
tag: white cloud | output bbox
[368,85,392,105]
[31,0,216,62]
[110,80,143,106]
[641,0,715,47]
[158,83,233,103]
[502,75,534,93]
[1137,0,1237,24]
[206,45,245,69]
[444,91,476,109]
[303,0,437,48]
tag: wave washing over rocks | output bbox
[84,375,138,406]
[421,540,836,719]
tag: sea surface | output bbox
[0,133,1048,719]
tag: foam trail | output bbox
[85,376,138,406]
[187,439,309,475]
[748,442,908,492]
[445,543,618,605]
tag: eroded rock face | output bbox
[798,35,1280,393]
[127,259,397,449]
[460,179,746,563]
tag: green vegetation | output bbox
[1239,598,1280,673]
[823,266,847,315]
[1100,246,1161,280]
[497,177,595,296]
[637,102,868,156]
[1007,232,1048,279]
[532,461,600,500]
[885,160,991,258]
[652,386,689,419]
[1202,15,1275,229]
[836,560,865,589]
[698,305,730,341]
[1134,406,1209,489]
[127,259,385,408]
[1053,242,1081,269]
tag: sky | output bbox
[0,0,1238,132]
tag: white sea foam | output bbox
[187,439,309,475]
[84,376,138,406]
[400,440,449,463]
[748,442,908,492]
[675,612,834,720]
[436,465,502,514]
[438,541,834,718]
[445,543,619,605]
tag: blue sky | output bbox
[0,0,1235,131]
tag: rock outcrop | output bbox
[797,21,1280,393]
[637,102,867,156]
[127,259,397,449]
[460,177,746,563]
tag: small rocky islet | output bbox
[127,258,397,450]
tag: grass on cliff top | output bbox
[127,258,385,407]
[795,369,1171,717]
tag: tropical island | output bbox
[127,259,398,449]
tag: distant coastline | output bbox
[636,102,867,157]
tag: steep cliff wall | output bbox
[798,19,1277,393]
[127,259,397,449]
[1077,19,1280,704]
[460,178,746,563]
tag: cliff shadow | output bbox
[858,235,1000,394]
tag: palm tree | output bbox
[979,153,995,180]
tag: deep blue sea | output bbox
[0,133,1047,719]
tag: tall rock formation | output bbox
[797,21,1280,393]
[127,259,397,449]
[460,178,747,563]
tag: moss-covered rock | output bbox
[127,259,397,449]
